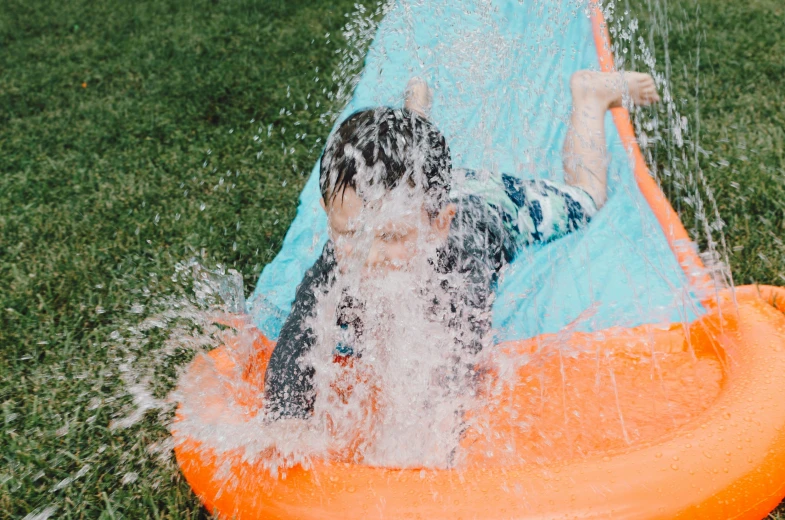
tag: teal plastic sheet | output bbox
[249,0,701,342]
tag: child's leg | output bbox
[562,70,659,208]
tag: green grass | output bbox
[630,0,785,287]
[1,0,783,518]
[0,0,378,517]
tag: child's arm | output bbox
[442,193,508,352]
[264,244,337,419]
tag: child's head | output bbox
[319,107,456,272]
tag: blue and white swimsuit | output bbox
[264,172,598,417]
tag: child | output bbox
[264,71,660,418]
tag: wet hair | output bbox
[319,107,452,217]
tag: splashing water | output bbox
[99,0,738,503]
[167,184,488,473]
[304,196,483,468]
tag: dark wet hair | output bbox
[319,107,452,216]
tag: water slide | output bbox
[174,0,785,517]
[248,0,699,342]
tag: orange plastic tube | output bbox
[174,286,785,519]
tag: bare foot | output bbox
[404,77,433,118]
[569,70,660,110]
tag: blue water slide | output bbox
[249,0,701,342]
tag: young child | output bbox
[264,70,660,418]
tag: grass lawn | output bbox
[1,0,783,518]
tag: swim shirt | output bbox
[264,173,598,418]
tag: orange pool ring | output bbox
[174,285,785,519]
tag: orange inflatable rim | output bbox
[174,286,785,519]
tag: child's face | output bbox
[321,187,456,274]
